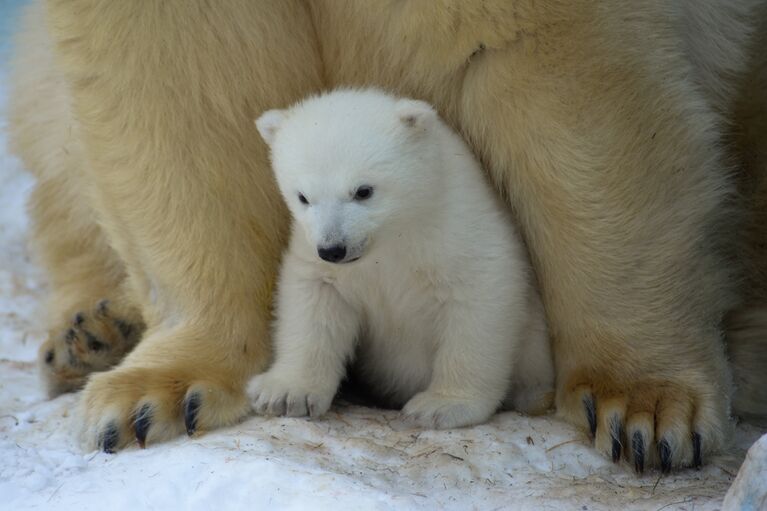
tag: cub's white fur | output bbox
[249,89,553,429]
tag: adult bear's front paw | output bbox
[77,341,253,452]
[79,368,249,452]
[558,367,732,473]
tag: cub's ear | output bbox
[395,99,436,131]
[255,109,287,146]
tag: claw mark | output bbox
[609,414,623,463]
[100,423,119,454]
[692,432,702,469]
[134,404,152,448]
[658,438,672,473]
[184,393,201,436]
[582,395,597,437]
[632,430,644,473]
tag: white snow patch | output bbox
[723,434,767,511]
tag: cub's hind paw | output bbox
[401,391,497,429]
[40,300,145,397]
[560,374,730,473]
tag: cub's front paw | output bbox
[401,391,497,429]
[248,372,335,418]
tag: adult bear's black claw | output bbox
[184,393,201,436]
[583,395,597,437]
[134,404,153,448]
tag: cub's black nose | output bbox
[318,244,347,263]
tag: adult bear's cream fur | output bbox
[8,0,767,470]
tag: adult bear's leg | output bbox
[9,0,143,398]
[458,11,745,473]
[728,2,767,428]
[27,173,144,399]
[45,0,323,450]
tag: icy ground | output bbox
[0,3,764,509]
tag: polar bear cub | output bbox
[249,89,554,429]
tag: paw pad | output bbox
[39,300,145,397]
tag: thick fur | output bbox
[728,1,767,428]
[248,90,554,429]
[8,0,767,468]
[7,0,144,397]
[306,0,767,470]
[10,0,324,449]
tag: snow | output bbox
[0,3,764,509]
[724,435,767,511]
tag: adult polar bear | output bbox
[9,0,767,470]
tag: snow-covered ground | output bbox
[0,2,764,509]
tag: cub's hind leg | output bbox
[504,291,555,417]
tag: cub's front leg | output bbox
[402,281,524,429]
[248,255,358,418]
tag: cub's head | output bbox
[256,89,442,264]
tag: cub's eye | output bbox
[353,185,374,201]
[297,192,309,205]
